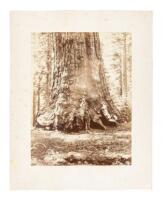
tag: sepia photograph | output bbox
[31,32,132,166]
[10,11,152,189]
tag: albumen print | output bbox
[31,32,132,166]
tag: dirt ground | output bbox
[31,123,131,166]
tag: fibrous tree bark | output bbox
[36,32,120,132]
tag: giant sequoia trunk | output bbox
[37,32,120,132]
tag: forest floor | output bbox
[31,123,131,166]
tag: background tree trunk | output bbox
[122,33,128,100]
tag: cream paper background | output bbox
[10,11,152,190]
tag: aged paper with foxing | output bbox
[31,32,132,166]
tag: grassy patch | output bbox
[31,124,131,165]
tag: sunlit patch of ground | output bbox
[31,123,131,165]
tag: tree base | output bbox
[36,96,119,133]
[36,110,117,133]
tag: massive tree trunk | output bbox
[36,32,120,132]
